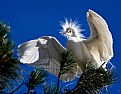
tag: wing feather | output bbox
[18,36,77,81]
[18,39,39,63]
[83,10,113,67]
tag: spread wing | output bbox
[18,36,78,81]
[83,10,113,67]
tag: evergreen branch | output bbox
[25,68,47,93]
[0,21,20,93]
[55,51,77,93]
[66,63,117,94]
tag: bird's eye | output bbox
[68,30,72,33]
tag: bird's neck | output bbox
[67,36,83,42]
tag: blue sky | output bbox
[0,0,121,93]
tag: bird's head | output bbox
[59,19,84,41]
[60,27,74,37]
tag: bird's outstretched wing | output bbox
[83,10,113,67]
[18,36,77,81]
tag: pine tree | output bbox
[66,63,117,94]
[10,68,47,94]
[0,21,116,93]
[55,51,77,93]
[25,68,47,94]
[53,51,117,94]
[0,21,20,93]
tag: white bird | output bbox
[18,9,113,81]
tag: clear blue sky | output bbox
[0,0,121,93]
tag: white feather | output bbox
[62,10,113,71]
[18,36,80,81]
[18,10,113,82]
[60,19,84,40]
[84,10,113,67]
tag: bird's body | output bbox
[18,10,113,81]
[66,39,93,71]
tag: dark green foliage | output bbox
[52,51,116,94]
[59,51,77,75]
[55,51,77,93]
[66,63,117,94]
[0,21,19,92]
[24,68,47,93]
[10,68,47,94]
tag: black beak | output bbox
[59,31,66,34]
